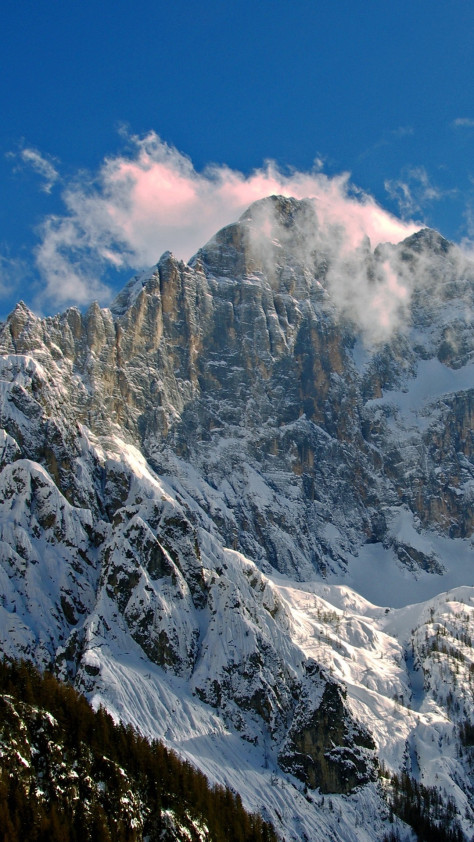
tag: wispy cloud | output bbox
[0,251,29,302]
[452,117,474,129]
[13,147,60,193]
[243,197,420,345]
[460,187,474,256]
[384,166,451,218]
[33,131,420,310]
[358,126,414,161]
[392,126,414,138]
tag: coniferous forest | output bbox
[381,769,466,842]
[0,659,278,842]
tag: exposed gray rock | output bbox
[279,676,377,794]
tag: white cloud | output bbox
[243,196,420,344]
[392,126,414,138]
[0,255,16,297]
[358,126,414,162]
[452,117,474,128]
[18,147,60,193]
[0,252,30,303]
[34,131,420,310]
[459,199,474,257]
[384,166,447,218]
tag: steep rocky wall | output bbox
[0,197,472,579]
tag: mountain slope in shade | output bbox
[0,196,472,840]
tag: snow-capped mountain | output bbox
[0,196,473,840]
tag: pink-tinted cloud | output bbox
[35,131,420,310]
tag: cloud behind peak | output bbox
[32,131,420,310]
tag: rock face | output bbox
[2,199,472,582]
[0,196,473,841]
[279,678,376,794]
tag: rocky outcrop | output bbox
[279,677,377,794]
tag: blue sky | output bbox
[1,0,473,317]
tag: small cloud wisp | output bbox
[18,147,60,194]
[384,166,445,218]
[452,117,474,129]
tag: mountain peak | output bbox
[2,299,39,351]
[190,195,320,283]
[8,299,36,321]
[401,226,452,255]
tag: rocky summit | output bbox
[0,196,473,841]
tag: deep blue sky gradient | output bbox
[1,0,473,315]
